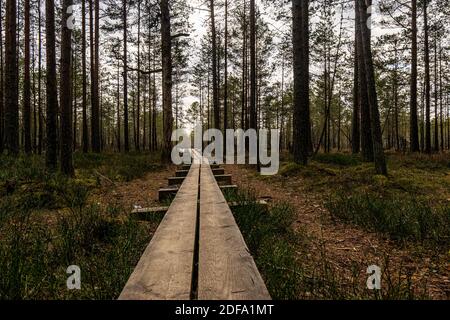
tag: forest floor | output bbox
[226,153,450,299]
[1,152,449,299]
[0,152,172,299]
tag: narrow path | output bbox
[226,165,449,299]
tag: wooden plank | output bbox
[198,160,271,300]
[214,174,232,184]
[176,170,189,177]
[131,206,168,215]
[131,200,268,219]
[158,186,179,202]
[119,163,200,300]
[168,176,186,186]
[212,168,225,175]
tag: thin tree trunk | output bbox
[136,0,141,151]
[352,30,360,154]
[116,61,121,151]
[0,0,4,154]
[161,0,174,161]
[433,34,439,152]
[45,0,58,169]
[23,0,32,153]
[439,44,444,152]
[60,0,74,175]
[424,1,431,154]
[224,0,228,134]
[90,0,100,152]
[4,0,19,154]
[38,0,43,155]
[81,0,88,152]
[209,0,219,130]
[292,0,311,165]
[73,43,77,150]
[123,0,129,152]
[410,0,420,152]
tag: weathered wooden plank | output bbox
[158,186,179,202]
[168,176,186,186]
[176,170,189,177]
[131,200,268,219]
[214,174,232,184]
[119,163,200,300]
[212,168,225,175]
[198,160,271,300]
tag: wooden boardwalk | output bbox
[119,150,270,300]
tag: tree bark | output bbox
[4,0,19,154]
[209,0,220,130]
[123,0,129,152]
[352,24,360,154]
[60,0,74,175]
[45,0,58,169]
[90,0,100,152]
[224,0,228,134]
[292,0,311,165]
[161,0,174,162]
[81,0,88,152]
[250,0,256,132]
[424,1,431,154]
[23,0,32,154]
[357,0,387,175]
[0,0,4,154]
[355,0,373,161]
[410,0,420,152]
[38,0,43,155]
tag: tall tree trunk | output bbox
[292,0,311,165]
[241,0,247,129]
[250,0,256,132]
[424,0,431,154]
[90,0,100,152]
[352,28,360,154]
[73,46,77,150]
[0,0,4,154]
[116,61,121,151]
[393,43,399,151]
[23,0,31,153]
[81,0,88,152]
[38,0,43,155]
[45,0,58,169]
[4,0,19,154]
[355,0,373,161]
[357,0,387,175]
[209,0,219,130]
[123,0,129,152]
[161,0,174,162]
[60,0,74,175]
[136,1,141,151]
[439,44,444,152]
[410,0,420,152]
[223,0,228,134]
[433,34,439,152]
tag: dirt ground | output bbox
[226,164,450,300]
[91,164,177,213]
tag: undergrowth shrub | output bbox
[231,190,430,300]
[326,192,450,245]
